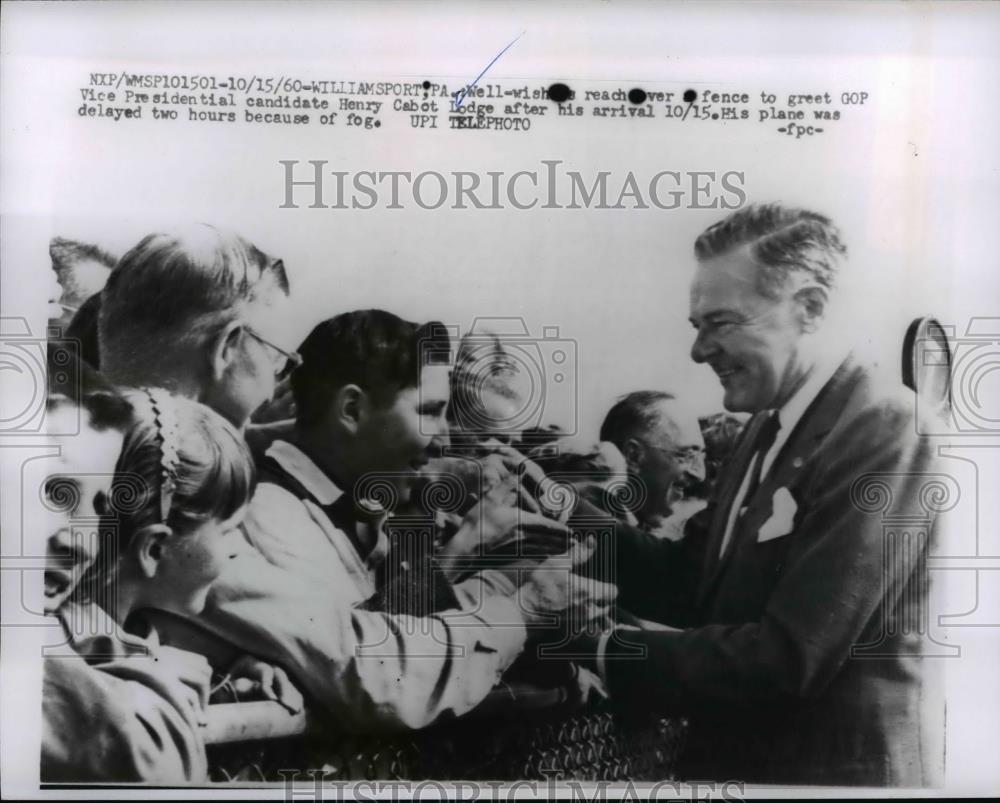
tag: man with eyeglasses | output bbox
[98,223,294,430]
[599,390,706,535]
[244,324,302,376]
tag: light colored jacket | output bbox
[42,600,210,783]
[195,439,528,731]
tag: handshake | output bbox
[516,536,617,650]
[431,443,620,650]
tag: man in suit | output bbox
[568,203,945,785]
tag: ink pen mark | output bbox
[454,31,526,109]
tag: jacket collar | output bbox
[263,439,391,570]
[264,439,345,506]
[700,353,865,598]
[770,351,864,460]
[54,599,157,662]
[766,351,845,465]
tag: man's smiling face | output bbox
[356,364,451,501]
[689,246,808,414]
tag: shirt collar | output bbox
[757,350,848,480]
[56,599,156,660]
[773,349,848,434]
[265,439,391,569]
[265,439,345,506]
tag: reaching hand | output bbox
[487,445,577,520]
[569,663,610,706]
[518,538,618,644]
[250,376,296,424]
[225,654,303,714]
[103,646,212,727]
[438,477,571,578]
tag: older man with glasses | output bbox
[599,390,706,535]
[97,223,294,430]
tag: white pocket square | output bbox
[757,487,798,543]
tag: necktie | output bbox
[719,411,782,559]
[743,410,782,503]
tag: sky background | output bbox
[4,2,997,440]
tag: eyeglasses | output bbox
[644,443,706,470]
[244,326,303,374]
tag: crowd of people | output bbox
[40,203,944,786]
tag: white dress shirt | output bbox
[718,353,845,558]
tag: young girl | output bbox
[76,387,253,621]
[42,388,297,784]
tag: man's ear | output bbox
[793,285,828,333]
[131,524,173,580]
[332,384,369,434]
[210,320,244,381]
[621,438,645,471]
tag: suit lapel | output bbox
[698,413,769,596]
[698,355,864,604]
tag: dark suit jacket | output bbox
[574,356,946,786]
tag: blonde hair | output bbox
[77,389,255,601]
[98,223,288,379]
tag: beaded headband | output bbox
[145,388,180,523]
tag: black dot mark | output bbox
[422,80,431,90]
[547,82,572,103]
[683,88,697,103]
[627,88,647,104]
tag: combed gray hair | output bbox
[98,223,288,378]
[599,390,677,450]
[693,203,847,299]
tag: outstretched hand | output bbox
[519,538,618,644]
[438,476,571,579]
[225,654,303,714]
